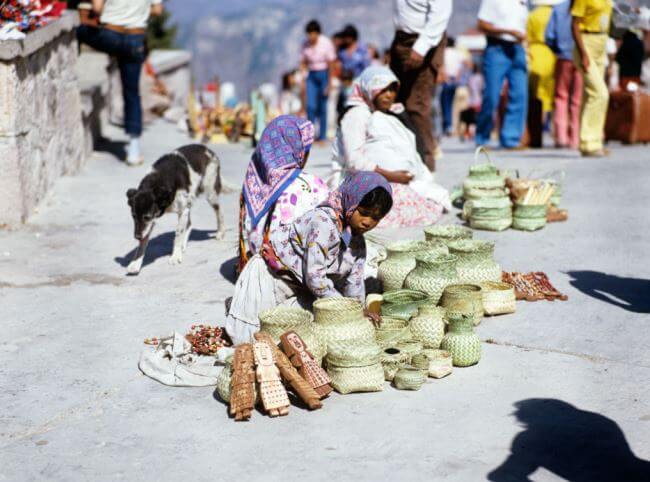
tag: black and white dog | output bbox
[126,144,225,275]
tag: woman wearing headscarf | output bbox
[226,171,393,345]
[239,115,328,270]
[330,65,450,228]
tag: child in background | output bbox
[459,63,484,141]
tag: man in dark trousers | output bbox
[390,0,452,172]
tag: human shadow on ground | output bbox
[219,256,239,284]
[114,229,215,269]
[95,137,127,161]
[488,398,650,482]
[566,270,650,313]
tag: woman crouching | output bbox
[226,171,393,345]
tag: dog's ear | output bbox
[126,188,137,206]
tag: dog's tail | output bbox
[220,178,239,194]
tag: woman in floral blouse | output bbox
[226,171,392,345]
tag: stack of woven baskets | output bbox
[326,340,385,394]
[259,306,325,362]
[462,147,508,201]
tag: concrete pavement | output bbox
[1,120,649,481]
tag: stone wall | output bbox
[0,12,84,227]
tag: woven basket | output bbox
[463,186,509,201]
[259,306,313,343]
[423,349,453,378]
[410,305,446,348]
[423,224,473,245]
[259,306,324,362]
[396,340,423,362]
[313,297,375,351]
[216,356,259,402]
[375,326,412,348]
[440,284,484,326]
[447,240,501,285]
[479,281,516,315]
[404,253,459,304]
[410,353,430,371]
[326,339,382,368]
[441,314,481,367]
[393,366,427,390]
[327,363,385,394]
[512,203,547,231]
[466,197,513,232]
[470,216,512,231]
[378,316,410,330]
[381,289,429,321]
[380,347,410,381]
[377,240,433,291]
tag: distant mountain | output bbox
[166,0,482,94]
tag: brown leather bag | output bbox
[605,91,650,144]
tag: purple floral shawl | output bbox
[243,115,315,228]
[323,171,392,244]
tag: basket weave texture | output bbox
[404,253,459,304]
[327,364,385,394]
[313,298,375,351]
[479,281,516,315]
[377,240,436,291]
[410,305,446,348]
[423,224,473,245]
[440,284,484,326]
[441,314,481,367]
[448,240,501,285]
[259,306,324,361]
[393,366,427,390]
[512,203,547,231]
[380,347,411,381]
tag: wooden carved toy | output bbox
[229,343,256,421]
[280,331,332,399]
[253,341,290,417]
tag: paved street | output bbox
[1,120,649,481]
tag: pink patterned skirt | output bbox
[380,183,444,228]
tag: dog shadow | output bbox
[95,137,127,161]
[114,229,215,269]
[219,256,239,284]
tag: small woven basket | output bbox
[380,347,410,381]
[327,363,385,394]
[396,340,424,362]
[381,289,429,321]
[423,349,453,379]
[479,281,516,315]
[326,339,382,368]
[393,366,427,390]
[410,305,446,349]
[410,353,430,371]
[512,203,547,231]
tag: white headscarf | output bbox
[346,66,400,111]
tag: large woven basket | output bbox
[410,305,446,348]
[380,347,411,381]
[440,284,484,326]
[466,196,513,232]
[377,240,435,291]
[313,298,375,351]
[259,306,324,362]
[404,253,459,304]
[479,281,516,315]
[326,339,382,368]
[259,306,313,343]
[423,224,473,245]
[327,363,385,394]
[447,239,501,285]
[393,366,427,390]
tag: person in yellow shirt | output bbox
[571,0,613,156]
[527,1,559,147]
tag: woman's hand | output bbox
[580,54,590,73]
[364,309,382,327]
[375,167,413,184]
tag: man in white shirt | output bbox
[77,0,163,164]
[390,0,453,172]
[475,0,529,148]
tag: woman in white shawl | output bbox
[330,65,451,227]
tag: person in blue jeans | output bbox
[77,0,163,165]
[476,0,529,148]
[301,20,336,141]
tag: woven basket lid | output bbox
[447,239,495,254]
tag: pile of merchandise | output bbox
[502,271,568,301]
[187,89,254,144]
[0,0,66,40]
[461,148,567,232]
